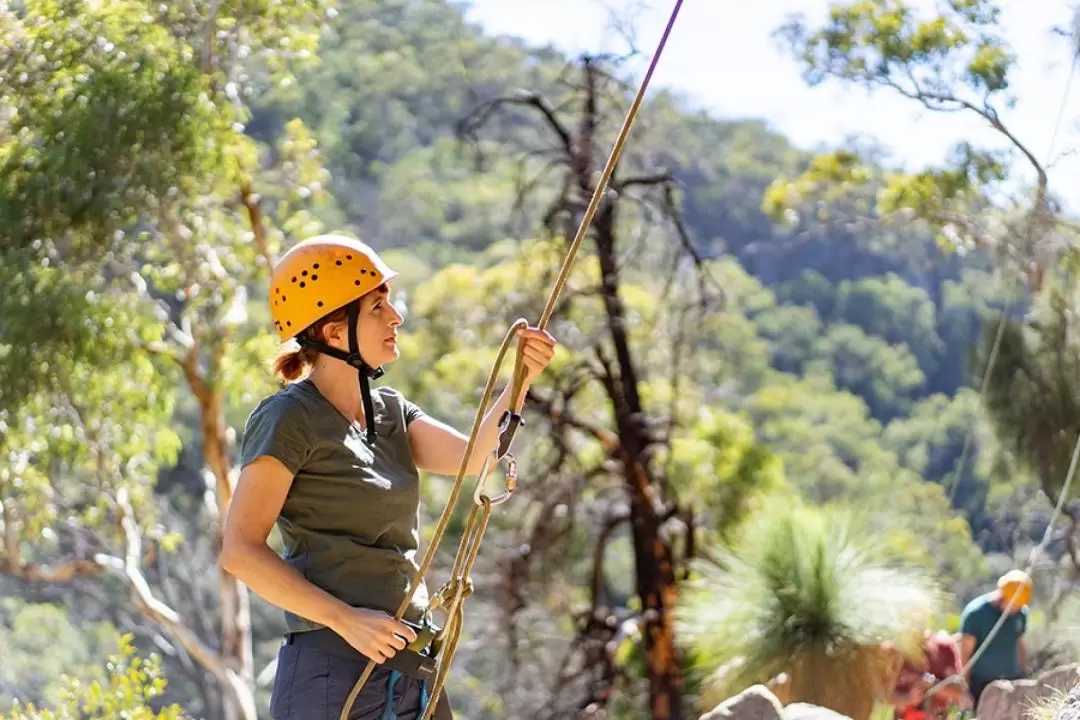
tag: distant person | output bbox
[890,629,969,720]
[958,570,1032,707]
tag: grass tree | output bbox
[676,497,943,720]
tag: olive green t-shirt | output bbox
[239,378,430,633]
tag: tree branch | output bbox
[528,388,619,453]
[97,487,256,719]
[0,555,105,582]
[457,90,575,158]
[239,181,274,270]
[880,77,1048,191]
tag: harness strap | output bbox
[377,670,432,720]
[380,670,402,720]
[296,300,381,444]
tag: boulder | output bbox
[781,702,854,720]
[1052,683,1080,720]
[978,664,1080,720]
[697,686,855,720]
[699,684,784,720]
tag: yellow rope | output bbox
[340,2,685,717]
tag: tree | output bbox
[978,284,1080,576]
[427,53,781,719]
[0,1,333,717]
[761,0,1080,581]
[3,634,184,720]
[764,0,1079,293]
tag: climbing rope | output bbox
[921,428,1080,711]
[338,2,686,718]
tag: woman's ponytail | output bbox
[272,345,319,382]
[271,303,351,382]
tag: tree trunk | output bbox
[593,199,684,719]
[186,358,255,720]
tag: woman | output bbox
[222,234,557,720]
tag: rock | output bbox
[1053,683,1080,720]
[782,702,854,720]
[978,664,1080,720]
[699,684,784,720]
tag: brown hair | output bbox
[272,304,352,382]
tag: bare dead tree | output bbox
[457,53,719,720]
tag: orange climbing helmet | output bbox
[997,569,1032,609]
[269,234,398,342]
[268,234,399,444]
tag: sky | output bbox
[460,0,1080,210]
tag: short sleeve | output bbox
[402,394,426,427]
[240,395,313,474]
[959,603,982,638]
[1016,607,1029,634]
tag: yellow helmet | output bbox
[997,569,1032,609]
[269,234,398,342]
[268,235,398,444]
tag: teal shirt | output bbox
[239,379,430,633]
[959,593,1027,683]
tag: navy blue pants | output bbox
[269,642,454,720]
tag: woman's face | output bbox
[325,284,404,368]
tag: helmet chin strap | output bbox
[297,300,383,444]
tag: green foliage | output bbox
[0,0,1060,714]
[980,284,1080,504]
[765,0,1071,277]
[665,407,785,539]
[2,634,183,719]
[0,599,119,713]
[0,0,227,256]
[676,497,944,719]
[781,0,1013,98]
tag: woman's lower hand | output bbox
[330,606,418,663]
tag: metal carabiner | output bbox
[472,451,519,507]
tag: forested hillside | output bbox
[2,0,1078,718]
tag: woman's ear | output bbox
[321,320,347,348]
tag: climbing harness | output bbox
[338,1,686,718]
